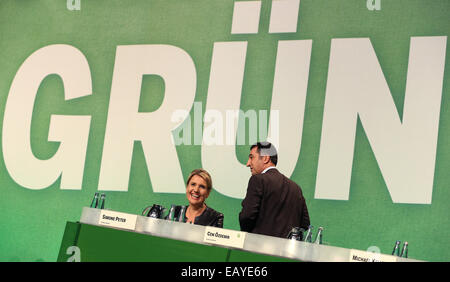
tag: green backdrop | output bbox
[0,0,448,262]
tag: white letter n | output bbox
[315,36,446,204]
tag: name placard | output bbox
[203,226,246,249]
[349,249,398,262]
[98,210,137,231]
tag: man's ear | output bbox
[262,155,271,164]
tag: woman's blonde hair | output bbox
[186,169,212,191]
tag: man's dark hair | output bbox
[250,142,278,166]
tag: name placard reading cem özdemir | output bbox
[203,226,246,249]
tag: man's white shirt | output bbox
[262,166,277,174]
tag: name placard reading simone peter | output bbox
[98,210,137,231]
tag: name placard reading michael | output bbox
[349,249,398,262]
[98,210,137,231]
[203,227,246,249]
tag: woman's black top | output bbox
[183,205,224,228]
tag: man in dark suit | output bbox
[239,142,310,238]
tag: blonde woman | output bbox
[183,169,224,227]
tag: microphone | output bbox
[99,193,106,209]
[392,240,401,256]
[400,242,408,258]
[90,192,99,208]
[314,227,323,244]
[304,225,313,243]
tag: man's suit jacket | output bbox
[239,168,310,238]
